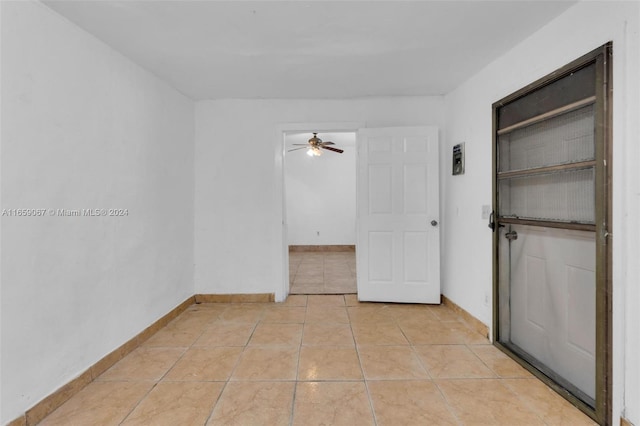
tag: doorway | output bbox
[278,124,441,304]
[492,44,612,424]
[284,131,357,295]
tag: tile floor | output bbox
[38,295,597,425]
[289,251,356,294]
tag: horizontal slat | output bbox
[497,96,596,135]
[498,160,596,180]
[498,217,595,231]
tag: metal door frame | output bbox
[491,43,612,425]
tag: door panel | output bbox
[508,225,596,400]
[357,127,439,304]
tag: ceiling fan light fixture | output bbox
[306,148,314,156]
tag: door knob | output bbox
[430,220,438,226]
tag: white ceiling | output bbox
[43,1,577,100]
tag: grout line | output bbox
[119,306,231,424]
[348,307,378,426]
[117,382,159,426]
[289,302,307,426]
[432,379,464,426]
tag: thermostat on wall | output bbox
[452,143,465,175]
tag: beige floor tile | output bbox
[358,346,428,380]
[400,321,487,345]
[168,309,223,331]
[437,379,544,425]
[347,306,394,323]
[207,381,295,426]
[280,295,307,306]
[219,304,265,323]
[98,347,185,381]
[344,294,360,306]
[305,306,349,323]
[262,306,306,323]
[292,382,374,426]
[428,306,465,322]
[193,323,256,347]
[302,323,354,346]
[121,381,223,426]
[368,380,458,426]
[324,272,354,281]
[324,284,357,294]
[142,325,202,347]
[248,323,303,346]
[307,295,346,306]
[290,284,325,294]
[289,251,357,294]
[164,347,242,381]
[39,381,152,426]
[231,346,299,380]
[297,266,324,275]
[414,345,496,379]
[447,322,490,344]
[298,346,363,380]
[36,253,598,426]
[503,378,598,425]
[386,304,439,322]
[351,322,409,345]
[470,345,533,378]
[294,275,325,285]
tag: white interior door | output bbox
[356,127,440,303]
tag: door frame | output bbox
[275,122,364,302]
[491,43,612,425]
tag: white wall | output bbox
[0,2,195,423]
[442,1,639,423]
[194,97,444,301]
[285,132,356,246]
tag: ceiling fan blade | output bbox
[320,141,335,145]
[321,146,344,154]
[292,143,309,146]
[288,147,308,152]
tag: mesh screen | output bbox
[499,168,595,223]
[499,105,594,173]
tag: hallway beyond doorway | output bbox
[289,248,356,295]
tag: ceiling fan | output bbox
[288,133,344,156]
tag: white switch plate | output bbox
[481,205,491,220]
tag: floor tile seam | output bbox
[407,342,434,380]
[157,378,233,383]
[498,378,556,425]
[412,342,498,379]
[363,377,436,382]
[224,379,299,383]
[463,342,502,379]
[116,381,160,425]
[227,378,299,383]
[202,379,230,426]
[94,378,161,383]
[180,314,224,352]
[481,380,549,424]
[170,343,247,383]
[147,346,191,388]
[431,378,467,426]
[296,378,368,383]
[228,321,261,379]
[289,380,297,426]
[347,315,379,426]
